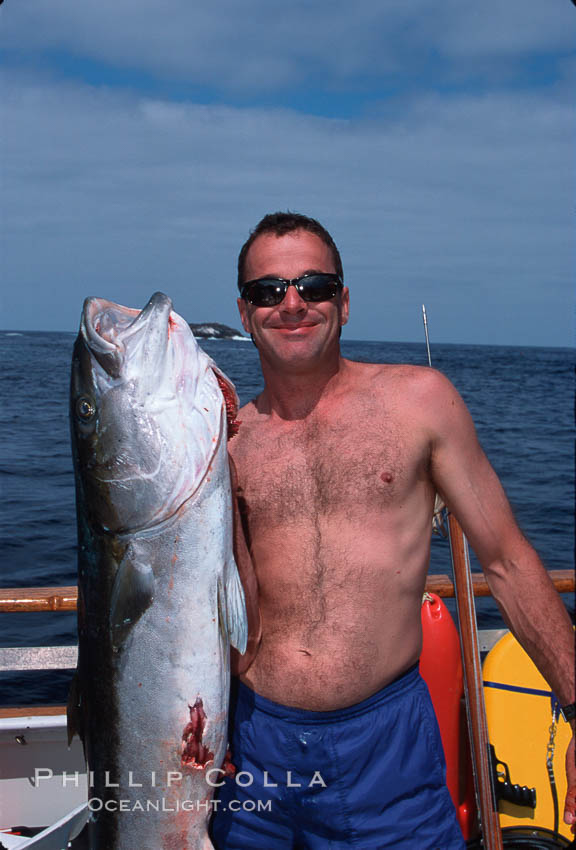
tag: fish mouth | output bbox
[81,292,173,378]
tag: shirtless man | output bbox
[210,212,575,849]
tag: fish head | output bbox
[70,291,233,534]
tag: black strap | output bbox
[546,753,560,838]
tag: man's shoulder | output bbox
[348,361,454,399]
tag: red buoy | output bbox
[420,592,475,839]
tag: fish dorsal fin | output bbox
[218,559,248,655]
[109,550,156,651]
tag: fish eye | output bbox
[76,396,96,422]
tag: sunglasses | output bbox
[240,273,343,307]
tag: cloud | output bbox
[1,70,572,345]
[2,0,574,94]
[434,0,576,57]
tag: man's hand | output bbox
[564,734,576,833]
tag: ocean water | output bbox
[0,332,573,706]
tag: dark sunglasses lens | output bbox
[246,280,286,307]
[297,275,340,302]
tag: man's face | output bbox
[237,231,349,369]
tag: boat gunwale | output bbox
[0,570,573,613]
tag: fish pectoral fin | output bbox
[66,670,83,748]
[220,558,248,655]
[109,552,155,651]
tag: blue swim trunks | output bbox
[210,664,465,849]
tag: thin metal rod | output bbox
[422,304,432,368]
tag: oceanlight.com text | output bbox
[87,798,272,813]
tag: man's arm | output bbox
[422,369,575,826]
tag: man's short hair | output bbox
[237,211,343,290]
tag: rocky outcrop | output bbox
[188,323,249,341]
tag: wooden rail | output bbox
[0,586,78,612]
[0,705,68,718]
[0,570,573,613]
[427,569,574,597]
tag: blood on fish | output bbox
[381,472,394,484]
[222,749,236,777]
[213,371,241,438]
[181,698,214,769]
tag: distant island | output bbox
[188,322,249,341]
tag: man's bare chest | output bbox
[232,408,431,524]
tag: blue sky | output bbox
[1,0,574,345]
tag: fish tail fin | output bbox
[220,558,248,655]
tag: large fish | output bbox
[68,291,253,850]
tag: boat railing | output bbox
[0,570,573,679]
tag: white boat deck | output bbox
[0,711,87,846]
[0,803,88,849]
